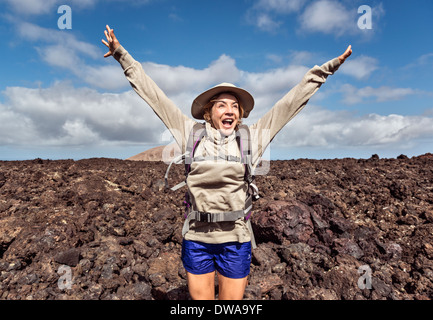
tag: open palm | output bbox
[102,25,120,58]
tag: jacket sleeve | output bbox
[249,57,341,166]
[113,45,195,152]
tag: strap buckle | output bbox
[198,211,212,222]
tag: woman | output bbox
[102,25,352,300]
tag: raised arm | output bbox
[101,25,194,152]
[250,46,353,166]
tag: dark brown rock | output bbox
[1,154,433,300]
[252,200,314,244]
[54,248,81,267]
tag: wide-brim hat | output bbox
[191,83,254,120]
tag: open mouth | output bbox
[222,119,234,128]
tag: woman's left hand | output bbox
[338,45,352,64]
[102,24,120,58]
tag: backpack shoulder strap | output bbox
[185,122,207,170]
[236,125,251,161]
[165,122,206,191]
[236,124,253,180]
[237,124,259,203]
[236,124,259,249]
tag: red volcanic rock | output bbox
[253,200,314,244]
[1,154,433,300]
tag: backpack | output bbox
[164,122,259,248]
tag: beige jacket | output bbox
[113,45,341,244]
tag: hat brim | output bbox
[191,83,254,120]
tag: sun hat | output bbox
[191,83,254,120]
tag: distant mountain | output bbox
[127,143,180,162]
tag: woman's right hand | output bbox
[338,45,352,64]
[102,25,120,58]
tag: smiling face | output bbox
[209,93,241,136]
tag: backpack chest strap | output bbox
[192,155,241,163]
[192,209,245,223]
[181,209,244,236]
[181,203,256,248]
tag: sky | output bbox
[0,0,432,161]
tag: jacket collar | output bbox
[205,122,237,145]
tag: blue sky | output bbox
[1,0,432,161]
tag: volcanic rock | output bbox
[1,154,433,300]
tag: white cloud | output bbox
[341,84,421,105]
[82,65,130,91]
[240,65,309,119]
[298,1,386,37]
[274,104,433,149]
[3,0,150,16]
[299,0,358,36]
[0,102,38,145]
[3,81,433,157]
[13,21,244,93]
[141,54,241,97]
[266,54,284,65]
[61,118,101,146]
[37,44,82,69]
[0,83,164,147]
[2,58,433,159]
[256,13,282,32]
[417,53,433,65]
[14,22,128,90]
[404,53,433,70]
[288,50,316,65]
[3,0,60,15]
[339,55,379,80]
[0,49,314,149]
[246,0,307,32]
[255,0,308,13]
[17,22,100,60]
[246,0,380,37]
[2,16,431,157]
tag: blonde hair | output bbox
[202,93,244,129]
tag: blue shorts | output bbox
[181,240,252,279]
